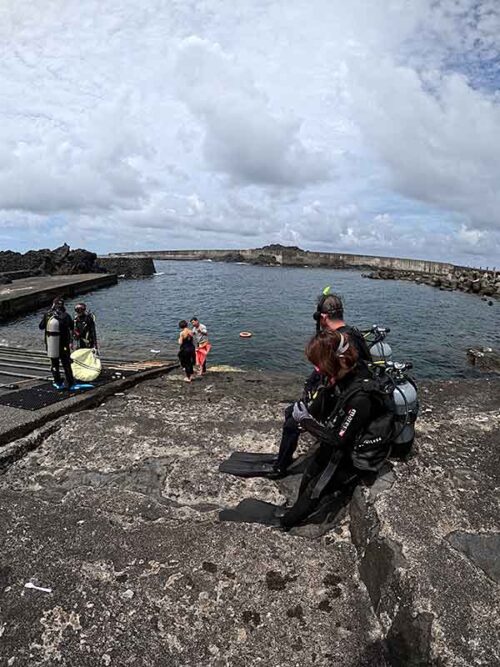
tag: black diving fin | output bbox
[219,498,285,526]
[218,457,283,479]
[219,451,311,479]
[226,451,278,464]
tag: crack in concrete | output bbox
[0,419,65,475]
[349,471,436,667]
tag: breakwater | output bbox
[97,256,155,278]
[365,267,500,299]
[112,245,498,298]
[112,244,496,276]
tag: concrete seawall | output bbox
[97,256,155,278]
[111,247,466,275]
[0,273,118,321]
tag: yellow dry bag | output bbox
[70,348,102,382]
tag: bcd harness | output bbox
[303,366,418,498]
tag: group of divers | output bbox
[218,287,419,529]
[39,289,419,529]
[39,297,99,391]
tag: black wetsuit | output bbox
[74,313,97,349]
[275,325,372,471]
[178,332,196,378]
[281,364,383,528]
[39,309,75,387]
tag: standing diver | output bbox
[73,302,98,350]
[39,297,75,390]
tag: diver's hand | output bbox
[292,400,312,423]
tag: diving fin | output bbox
[219,457,283,479]
[69,383,95,391]
[219,498,285,526]
[227,451,278,464]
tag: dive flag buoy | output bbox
[239,332,252,338]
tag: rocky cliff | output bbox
[0,245,156,280]
[0,244,99,278]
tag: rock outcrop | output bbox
[0,244,100,277]
[0,371,498,666]
[467,347,500,373]
[365,268,499,299]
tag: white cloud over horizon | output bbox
[0,0,499,265]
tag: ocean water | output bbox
[1,260,499,379]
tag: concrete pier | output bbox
[0,273,118,321]
[0,369,498,665]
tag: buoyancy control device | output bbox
[327,360,418,472]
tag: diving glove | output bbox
[292,400,313,423]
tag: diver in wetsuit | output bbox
[39,297,75,389]
[274,291,371,474]
[73,303,98,350]
[281,329,385,528]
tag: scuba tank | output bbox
[391,371,419,453]
[370,341,393,363]
[46,316,61,358]
[363,325,393,363]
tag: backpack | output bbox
[323,364,419,472]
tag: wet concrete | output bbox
[0,274,117,321]
[0,370,499,666]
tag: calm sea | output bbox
[2,260,499,379]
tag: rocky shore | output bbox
[0,244,99,282]
[0,369,498,666]
[365,267,499,300]
[0,244,155,282]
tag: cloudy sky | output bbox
[1,0,499,264]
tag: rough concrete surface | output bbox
[350,379,500,666]
[0,274,117,321]
[0,371,499,666]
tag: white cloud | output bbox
[175,36,331,186]
[0,0,499,264]
[349,62,500,232]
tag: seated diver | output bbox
[280,329,385,528]
[274,290,371,475]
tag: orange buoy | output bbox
[239,331,252,338]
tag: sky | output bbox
[0,0,499,265]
